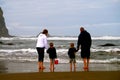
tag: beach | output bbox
[0,61,120,73]
[0,71,119,80]
[0,61,120,80]
[0,36,120,79]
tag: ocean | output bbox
[0,36,120,64]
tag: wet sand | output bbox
[0,61,120,73]
[0,61,120,80]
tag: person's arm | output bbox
[43,36,48,49]
[54,48,57,58]
[89,33,92,47]
[68,48,70,56]
[77,34,81,50]
[47,48,49,54]
[74,48,78,52]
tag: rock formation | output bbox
[99,43,116,47]
[0,7,11,37]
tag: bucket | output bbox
[54,59,58,64]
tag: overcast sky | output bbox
[0,0,120,37]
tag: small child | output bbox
[68,43,77,71]
[47,42,57,72]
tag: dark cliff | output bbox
[0,7,11,37]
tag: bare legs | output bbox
[38,62,45,69]
[83,58,90,71]
[37,48,45,70]
[50,59,55,72]
[70,63,76,72]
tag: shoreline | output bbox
[0,61,120,80]
[0,61,120,73]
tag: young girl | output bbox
[68,43,77,71]
[47,42,57,71]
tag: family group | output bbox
[36,27,92,72]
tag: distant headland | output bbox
[0,7,11,37]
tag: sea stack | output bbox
[0,7,11,37]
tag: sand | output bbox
[0,61,120,73]
[0,71,119,80]
[0,61,120,80]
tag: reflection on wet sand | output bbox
[0,61,8,73]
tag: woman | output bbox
[36,29,48,69]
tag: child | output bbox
[47,42,57,72]
[68,43,77,71]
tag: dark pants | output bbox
[36,47,45,62]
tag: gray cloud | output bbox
[0,0,5,6]
[1,0,120,36]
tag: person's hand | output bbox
[76,48,79,52]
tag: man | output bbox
[77,27,92,69]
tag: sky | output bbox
[0,0,120,37]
